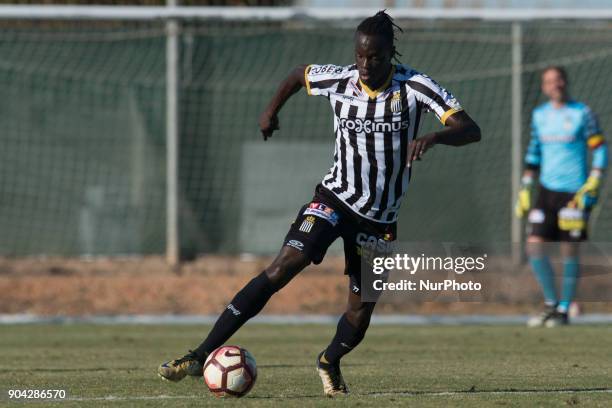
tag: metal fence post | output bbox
[166,0,180,266]
[511,21,523,265]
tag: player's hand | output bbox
[572,173,602,210]
[407,133,437,167]
[259,111,280,141]
[515,175,534,218]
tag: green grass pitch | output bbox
[2,324,612,407]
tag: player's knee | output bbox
[527,235,545,244]
[526,235,546,257]
[264,248,310,288]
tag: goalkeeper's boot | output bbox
[545,311,569,328]
[317,351,349,397]
[158,351,203,382]
[527,304,558,328]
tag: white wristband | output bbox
[521,175,534,186]
[589,169,603,179]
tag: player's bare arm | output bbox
[258,64,308,140]
[408,111,481,166]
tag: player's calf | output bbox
[264,246,310,289]
[316,302,374,397]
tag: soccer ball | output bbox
[203,345,257,398]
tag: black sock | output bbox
[322,314,367,365]
[193,271,277,362]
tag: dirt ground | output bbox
[1,255,611,316]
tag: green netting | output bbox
[0,19,610,256]
[0,22,166,255]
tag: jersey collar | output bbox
[359,66,395,99]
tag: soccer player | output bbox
[158,11,481,396]
[516,66,608,327]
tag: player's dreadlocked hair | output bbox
[356,10,403,63]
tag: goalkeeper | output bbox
[515,66,608,327]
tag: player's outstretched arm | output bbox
[259,64,308,140]
[407,111,481,166]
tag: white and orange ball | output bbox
[203,345,257,398]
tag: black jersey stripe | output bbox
[414,101,423,138]
[332,104,357,196]
[337,104,361,202]
[392,84,410,211]
[334,78,350,114]
[309,78,341,91]
[323,143,339,185]
[406,80,451,112]
[373,96,395,219]
[359,98,382,216]
[325,78,350,187]
[409,100,423,183]
[331,133,348,194]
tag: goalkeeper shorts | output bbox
[283,184,396,295]
[527,185,589,242]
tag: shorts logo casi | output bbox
[356,232,395,253]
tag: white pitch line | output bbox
[62,394,202,401]
[49,388,612,402]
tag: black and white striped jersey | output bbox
[304,63,463,223]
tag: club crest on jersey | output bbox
[391,91,402,113]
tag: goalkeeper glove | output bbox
[572,172,602,210]
[558,206,586,232]
[515,175,534,218]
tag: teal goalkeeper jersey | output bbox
[525,100,608,193]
